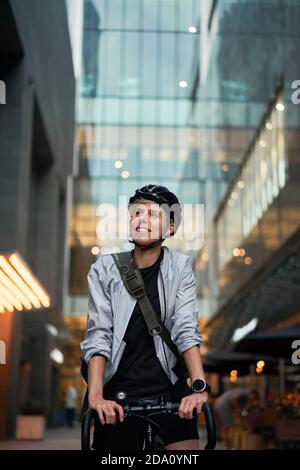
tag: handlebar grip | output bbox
[202,402,217,450]
[81,408,95,450]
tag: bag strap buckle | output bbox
[149,325,162,336]
[130,284,145,299]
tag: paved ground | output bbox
[0,426,81,450]
[198,426,226,450]
[0,425,225,450]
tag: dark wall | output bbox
[0,0,75,438]
[9,0,75,179]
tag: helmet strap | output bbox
[128,237,165,251]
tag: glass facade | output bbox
[196,0,300,322]
[63,2,300,444]
[68,0,215,305]
[217,93,288,272]
[66,0,300,324]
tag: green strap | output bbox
[111,251,181,361]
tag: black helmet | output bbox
[129,184,180,208]
[128,184,182,251]
[129,184,182,226]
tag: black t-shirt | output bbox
[104,247,190,403]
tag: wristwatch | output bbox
[191,378,211,394]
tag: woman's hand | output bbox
[89,396,124,425]
[178,392,208,419]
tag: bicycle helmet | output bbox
[128,184,182,251]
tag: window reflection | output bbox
[71,0,202,292]
[217,93,288,271]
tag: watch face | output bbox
[192,379,206,393]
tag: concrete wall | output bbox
[9,0,75,179]
[0,0,75,438]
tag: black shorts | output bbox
[92,412,199,450]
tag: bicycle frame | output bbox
[81,401,216,450]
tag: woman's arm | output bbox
[182,345,206,383]
[81,258,124,425]
[171,257,208,419]
[88,355,106,403]
[178,346,209,420]
[170,257,202,354]
[88,355,124,425]
[80,259,114,363]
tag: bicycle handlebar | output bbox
[81,401,216,450]
[123,400,179,416]
[202,402,217,450]
[81,407,95,451]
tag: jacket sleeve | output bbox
[80,257,113,363]
[170,256,202,354]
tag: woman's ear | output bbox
[164,222,175,238]
[169,222,175,236]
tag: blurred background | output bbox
[0,0,300,449]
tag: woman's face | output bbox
[129,199,173,246]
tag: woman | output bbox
[81,184,209,450]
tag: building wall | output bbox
[198,0,300,346]
[0,0,75,438]
[67,0,209,306]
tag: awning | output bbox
[233,325,300,358]
[203,350,278,375]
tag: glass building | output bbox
[197,0,300,349]
[66,0,218,319]
[66,0,300,354]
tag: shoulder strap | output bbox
[111,251,181,361]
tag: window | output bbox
[216,92,288,271]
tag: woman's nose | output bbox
[138,214,149,224]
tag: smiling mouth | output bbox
[136,226,151,233]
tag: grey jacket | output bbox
[80,246,202,385]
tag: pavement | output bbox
[0,426,81,450]
[198,426,226,450]
[0,425,225,450]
